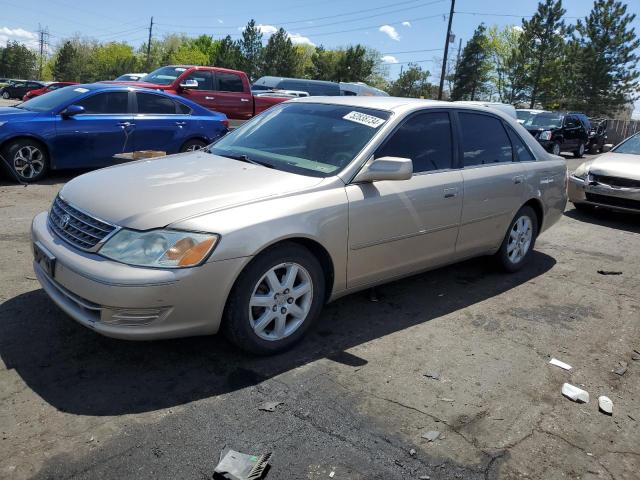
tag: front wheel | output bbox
[495,206,538,273]
[573,142,585,158]
[1,91,10,99]
[551,142,561,156]
[1,139,49,182]
[223,242,325,354]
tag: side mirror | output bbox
[352,156,413,183]
[61,105,85,117]
[179,79,198,90]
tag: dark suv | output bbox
[523,111,589,157]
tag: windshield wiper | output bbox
[218,153,275,169]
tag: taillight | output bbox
[222,119,229,129]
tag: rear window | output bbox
[459,112,513,166]
[136,93,177,114]
[216,72,244,92]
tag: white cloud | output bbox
[402,21,411,27]
[512,25,523,33]
[289,33,315,46]
[379,25,400,41]
[217,19,224,24]
[0,26,39,50]
[256,24,278,35]
[381,55,398,64]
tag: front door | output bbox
[178,70,217,111]
[213,71,253,120]
[52,91,132,168]
[346,111,463,288]
[455,111,526,256]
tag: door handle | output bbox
[240,98,250,102]
[443,187,458,198]
[513,175,525,184]
[175,121,186,127]
[205,96,215,100]
[117,121,131,127]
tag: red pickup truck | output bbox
[111,65,287,124]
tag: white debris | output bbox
[562,383,589,403]
[421,431,441,442]
[549,358,572,370]
[329,471,335,478]
[598,396,613,415]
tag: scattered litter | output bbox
[329,471,335,478]
[419,476,431,480]
[258,401,283,412]
[613,361,628,376]
[440,398,455,402]
[586,452,593,457]
[214,449,272,480]
[597,270,622,275]
[634,349,640,356]
[421,430,441,442]
[424,372,440,381]
[598,396,613,415]
[631,353,640,361]
[562,383,589,403]
[409,448,416,456]
[628,414,636,421]
[24,275,36,281]
[437,293,445,297]
[549,358,572,370]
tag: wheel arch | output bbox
[523,197,544,233]
[0,135,52,168]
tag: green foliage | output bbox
[239,20,263,81]
[451,24,491,100]
[168,45,210,66]
[90,42,138,81]
[389,63,434,98]
[262,28,299,77]
[51,41,81,81]
[0,41,37,79]
[211,36,243,70]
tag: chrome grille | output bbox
[591,174,640,189]
[48,195,117,251]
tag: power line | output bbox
[456,11,580,20]
[383,48,445,55]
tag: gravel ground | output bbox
[0,126,639,479]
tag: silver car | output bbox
[31,97,567,354]
[569,132,640,213]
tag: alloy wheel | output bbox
[2,92,9,99]
[13,145,45,180]
[186,144,204,152]
[507,216,533,264]
[248,262,313,341]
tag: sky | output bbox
[1,0,639,113]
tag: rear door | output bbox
[562,115,580,150]
[53,91,133,167]
[455,111,526,257]
[346,110,463,288]
[178,70,217,111]
[213,71,252,120]
[131,92,187,154]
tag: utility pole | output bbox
[37,24,49,81]
[146,16,154,67]
[437,0,455,100]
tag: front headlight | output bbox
[572,161,592,180]
[99,229,219,268]
[539,130,552,141]
[0,121,7,127]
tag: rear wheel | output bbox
[495,206,538,273]
[573,142,585,158]
[1,139,49,183]
[1,91,9,99]
[223,242,325,354]
[551,142,561,156]
[589,142,598,154]
[180,139,207,153]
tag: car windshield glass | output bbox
[17,86,84,112]
[209,102,391,177]
[517,110,535,122]
[613,134,640,155]
[525,114,562,128]
[141,66,188,85]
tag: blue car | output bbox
[0,84,229,182]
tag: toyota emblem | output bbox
[59,214,71,230]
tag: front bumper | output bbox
[31,212,248,340]
[568,176,640,213]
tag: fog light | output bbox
[101,307,171,326]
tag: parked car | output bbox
[455,101,517,119]
[30,97,566,354]
[586,117,608,154]
[516,108,547,124]
[339,82,389,96]
[523,111,589,157]
[569,131,640,213]
[22,81,79,101]
[0,84,228,182]
[1,80,45,99]
[111,66,287,124]
[115,73,147,82]
[252,76,341,96]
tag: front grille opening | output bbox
[592,174,640,189]
[586,193,640,210]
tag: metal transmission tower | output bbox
[37,24,50,80]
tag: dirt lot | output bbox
[0,147,639,479]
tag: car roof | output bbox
[256,76,338,86]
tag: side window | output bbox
[565,116,578,128]
[376,112,454,173]
[505,125,535,161]
[76,92,129,114]
[459,112,513,166]
[28,82,41,89]
[216,72,244,92]
[136,93,177,114]
[184,71,214,90]
[175,101,192,115]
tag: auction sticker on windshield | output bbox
[343,111,386,128]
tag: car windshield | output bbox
[141,66,188,85]
[209,102,391,177]
[517,110,536,122]
[613,134,640,155]
[16,86,85,112]
[525,114,562,129]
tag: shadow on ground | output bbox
[564,205,640,234]
[0,253,555,416]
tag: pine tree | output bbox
[262,28,298,77]
[334,45,374,82]
[0,41,37,79]
[451,24,490,101]
[390,63,433,98]
[239,20,263,81]
[573,0,640,116]
[211,36,243,70]
[52,41,82,81]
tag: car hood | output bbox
[0,107,40,120]
[59,151,325,230]
[589,152,640,181]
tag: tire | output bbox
[551,142,561,156]
[573,142,585,158]
[180,139,207,153]
[495,206,538,273]
[589,142,598,154]
[1,138,49,183]
[1,91,10,99]
[222,242,326,355]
